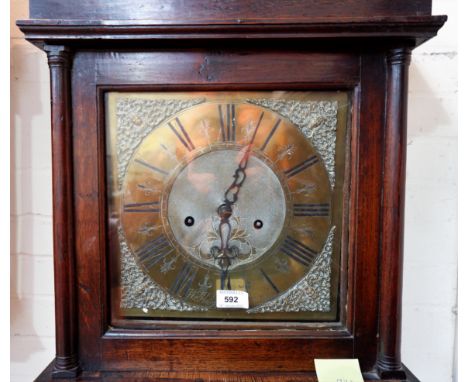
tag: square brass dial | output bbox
[106,91,350,322]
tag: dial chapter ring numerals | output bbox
[119,100,332,308]
[281,236,318,267]
[218,104,237,142]
[123,201,160,213]
[293,203,330,217]
[134,235,174,270]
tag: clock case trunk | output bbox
[17,2,446,380]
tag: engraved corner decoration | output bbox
[247,99,338,188]
[115,97,206,187]
[115,95,338,312]
[119,227,207,311]
[247,226,336,313]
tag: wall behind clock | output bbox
[9,0,458,381]
[402,0,458,379]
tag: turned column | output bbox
[44,44,80,378]
[377,47,412,379]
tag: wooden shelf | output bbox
[36,361,420,382]
[17,16,446,48]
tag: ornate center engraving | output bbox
[166,149,287,270]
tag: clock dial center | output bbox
[166,148,287,270]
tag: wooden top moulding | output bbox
[28,0,433,20]
[18,0,446,47]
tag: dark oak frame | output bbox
[17,7,446,381]
[79,48,361,368]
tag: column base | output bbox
[49,355,81,379]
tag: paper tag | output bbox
[314,359,364,382]
[216,290,249,309]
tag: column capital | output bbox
[387,48,412,66]
[44,44,72,67]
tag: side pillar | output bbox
[44,44,80,378]
[377,47,412,380]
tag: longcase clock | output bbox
[17,1,446,380]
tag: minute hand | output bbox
[222,111,264,208]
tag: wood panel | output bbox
[29,0,432,20]
[72,52,104,370]
[100,337,353,372]
[93,50,359,86]
[351,53,386,370]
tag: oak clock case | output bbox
[106,91,349,322]
[17,0,446,378]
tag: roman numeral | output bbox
[281,236,318,267]
[260,268,280,293]
[260,118,281,151]
[135,235,174,269]
[168,117,195,151]
[293,203,330,217]
[218,104,236,142]
[284,155,319,178]
[249,111,264,145]
[170,263,198,298]
[123,201,160,213]
[134,159,169,176]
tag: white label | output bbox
[216,290,249,309]
[314,359,364,382]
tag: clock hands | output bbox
[211,113,265,289]
[213,153,248,290]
